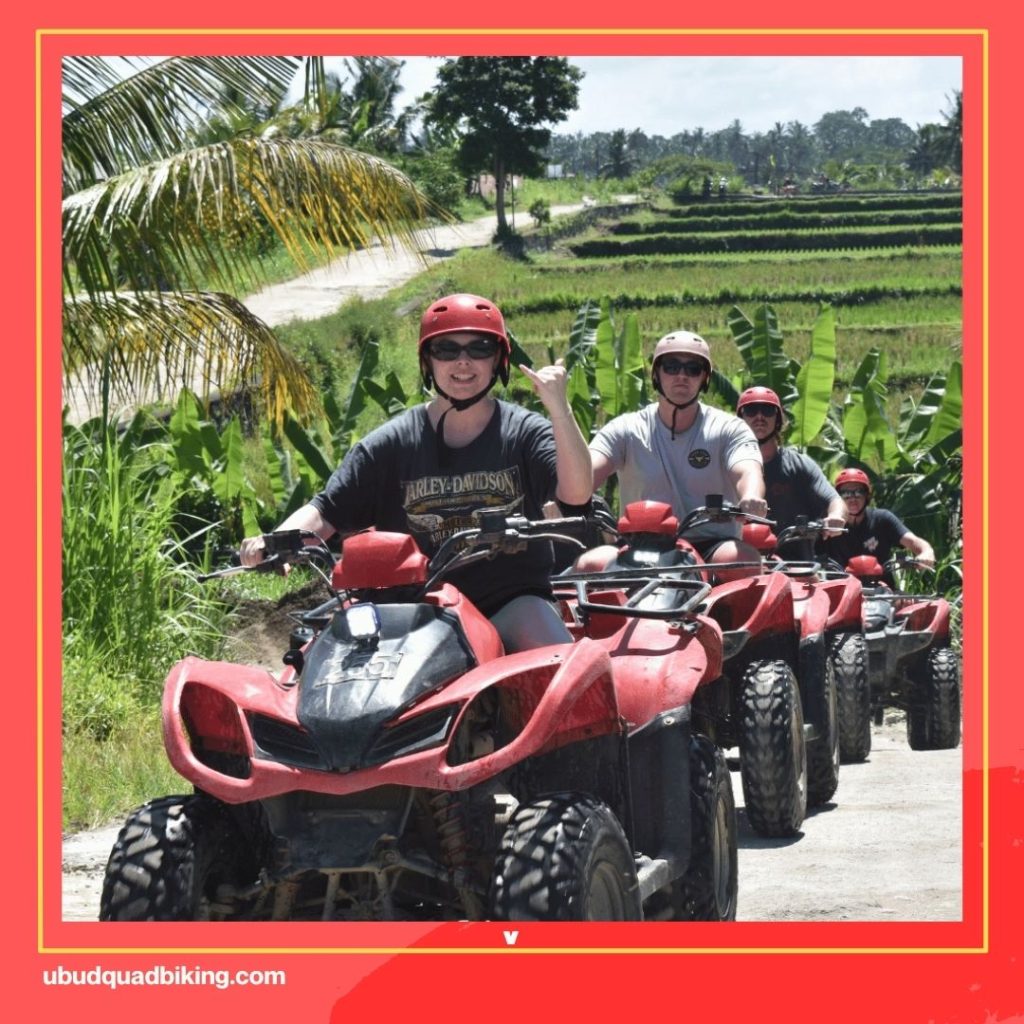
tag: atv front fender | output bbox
[163,640,619,803]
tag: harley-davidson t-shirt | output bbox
[311,401,562,615]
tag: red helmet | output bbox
[835,468,872,496]
[736,386,784,431]
[651,330,712,394]
[418,293,511,386]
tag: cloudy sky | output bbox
[330,55,961,136]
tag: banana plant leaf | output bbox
[791,304,837,447]
[282,413,336,484]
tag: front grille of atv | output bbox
[364,706,457,766]
[250,714,328,770]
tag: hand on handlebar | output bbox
[237,530,328,573]
[821,515,846,539]
[238,535,271,569]
[738,495,768,519]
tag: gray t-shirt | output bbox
[591,402,762,541]
[765,447,841,559]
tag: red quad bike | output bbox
[841,553,961,751]
[745,518,870,765]
[100,512,739,922]
[571,496,837,838]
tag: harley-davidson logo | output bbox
[688,448,711,468]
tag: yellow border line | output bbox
[42,29,985,956]
[38,27,985,35]
[41,945,987,955]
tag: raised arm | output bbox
[518,359,593,505]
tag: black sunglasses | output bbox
[839,488,869,498]
[740,402,779,418]
[658,358,707,378]
[428,337,500,361]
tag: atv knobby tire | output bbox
[489,793,642,920]
[831,630,872,763]
[907,646,961,751]
[673,736,738,921]
[804,646,841,806]
[100,795,252,921]
[738,660,808,837]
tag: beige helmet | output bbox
[652,330,712,395]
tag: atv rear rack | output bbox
[555,568,712,624]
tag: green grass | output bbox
[63,706,183,831]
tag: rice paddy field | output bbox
[377,192,962,393]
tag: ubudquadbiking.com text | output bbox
[42,964,286,990]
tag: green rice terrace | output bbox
[391,190,961,392]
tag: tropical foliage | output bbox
[425,57,584,236]
[61,55,436,426]
[544,92,963,190]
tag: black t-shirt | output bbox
[763,447,839,560]
[822,507,910,571]
[311,401,560,615]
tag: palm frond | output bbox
[62,56,301,193]
[63,290,321,427]
[63,137,439,298]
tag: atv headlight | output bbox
[346,602,381,643]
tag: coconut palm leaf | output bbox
[62,56,444,428]
[62,290,321,426]
[62,56,301,194]
[63,137,433,299]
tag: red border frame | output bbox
[13,2,1019,1018]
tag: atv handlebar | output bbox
[419,514,592,595]
[773,516,847,549]
[202,514,608,596]
[677,494,775,536]
[197,530,333,581]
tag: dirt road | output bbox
[62,715,961,922]
[240,203,588,328]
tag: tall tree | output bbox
[940,90,963,173]
[62,56,434,425]
[814,107,870,160]
[426,57,583,235]
[600,129,636,179]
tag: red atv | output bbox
[573,497,838,838]
[746,518,870,764]
[100,512,738,922]
[841,553,960,751]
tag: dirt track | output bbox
[242,203,587,328]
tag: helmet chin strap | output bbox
[658,391,701,440]
[432,374,498,466]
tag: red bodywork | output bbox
[163,529,723,805]
[848,556,951,643]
